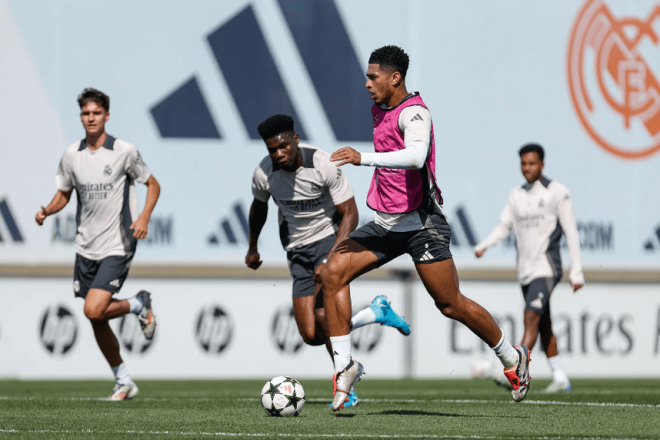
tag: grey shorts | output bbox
[73,253,133,298]
[287,234,335,299]
[348,203,452,267]
[521,276,561,316]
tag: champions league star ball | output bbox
[260,376,306,417]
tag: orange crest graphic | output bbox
[568,0,660,159]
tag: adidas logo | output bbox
[410,113,424,122]
[529,293,544,309]
[208,202,249,246]
[419,250,434,262]
[109,279,120,288]
[150,0,371,142]
[0,198,24,244]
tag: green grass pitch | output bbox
[0,379,658,439]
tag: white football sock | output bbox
[350,307,376,330]
[111,363,133,385]
[127,296,143,314]
[492,330,518,367]
[330,335,352,372]
[548,355,569,382]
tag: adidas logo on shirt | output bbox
[109,279,120,288]
[419,250,434,261]
[410,113,424,122]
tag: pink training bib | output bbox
[366,93,441,213]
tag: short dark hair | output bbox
[77,88,110,112]
[368,45,409,78]
[519,143,545,162]
[257,114,295,140]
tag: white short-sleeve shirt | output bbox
[56,135,151,260]
[251,144,354,250]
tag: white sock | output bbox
[548,355,569,382]
[111,363,133,385]
[127,296,143,314]
[492,330,518,367]
[350,307,376,330]
[330,335,352,372]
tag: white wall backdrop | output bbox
[1,278,658,379]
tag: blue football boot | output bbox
[371,295,410,336]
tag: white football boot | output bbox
[544,379,571,392]
[331,360,364,411]
[107,383,139,401]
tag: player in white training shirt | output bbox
[35,88,161,400]
[475,143,584,392]
[246,114,410,408]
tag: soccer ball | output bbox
[471,359,494,379]
[260,376,306,417]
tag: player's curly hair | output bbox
[257,114,296,140]
[368,45,409,78]
[77,88,110,112]
[519,143,545,162]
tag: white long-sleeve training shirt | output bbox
[474,177,584,286]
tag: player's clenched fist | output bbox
[245,250,262,270]
[35,206,49,226]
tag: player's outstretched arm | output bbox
[35,189,72,226]
[474,193,516,257]
[246,198,268,270]
[130,175,161,240]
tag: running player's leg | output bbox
[84,288,123,366]
[416,259,503,347]
[322,237,382,411]
[411,206,529,401]
[293,285,328,347]
[539,297,571,391]
[521,310,541,350]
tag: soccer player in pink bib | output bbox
[323,46,531,410]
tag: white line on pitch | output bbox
[0,396,210,402]
[0,429,647,440]
[240,397,660,409]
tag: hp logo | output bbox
[39,305,77,355]
[271,305,303,354]
[195,305,233,354]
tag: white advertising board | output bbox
[0,0,659,269]
[0,278,658,379]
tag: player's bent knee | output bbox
[84,304,106,321]
[320,259,345,293]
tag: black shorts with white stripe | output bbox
[73,253,133,298]
[349,204,452,267]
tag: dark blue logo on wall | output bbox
[150,0,371,142]
[208,202,249,246]
[0,198,23,244]
[643,224,660,251]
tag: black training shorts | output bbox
[287,234,335,299]
[521,275,561,316]
[349,203,452,267]
[73,253,133,298]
